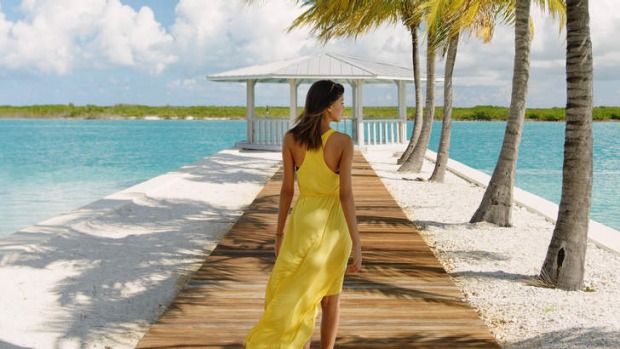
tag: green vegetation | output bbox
[0,104,249,120]
[0,104,619,121]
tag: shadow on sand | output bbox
[0,150,280,348]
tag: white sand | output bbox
[1,146,618,348]
[0,149,281,349]
[363,147,620,348]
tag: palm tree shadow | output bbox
[506,327,620,349]
[137,153,501,347]
[0,340,31,349]
[173,151,280,185]
[414,219,471,230]
[453,270,534,283]
[344,272,469,308]
[4,197,247,345]
[0,151,281,347]
[334,332,500,348]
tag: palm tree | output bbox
[540,0,593,291]
[288,0,426,160]
[470,0,565,226]
[427,0,512,182]
[429,33,458,182]
[397,2,425,165]
[398,36,437,173]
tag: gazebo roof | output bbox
[206,52,419,150]
[207,52,418,84]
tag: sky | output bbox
[0,0,618,108]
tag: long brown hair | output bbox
[291,79,344,150]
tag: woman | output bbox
[244,80,362,349]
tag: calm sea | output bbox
[0,119,618,238]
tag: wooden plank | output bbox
[135,152,499,348]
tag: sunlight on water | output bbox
[425,121,619,231]
[0,119,618,237]
[0,119,245,237]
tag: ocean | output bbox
[0,119,618,238]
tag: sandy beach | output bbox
[0,146,618,348]
[0,149,282,349]
[364,147,620,349]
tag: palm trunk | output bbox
[470,0,531,226]
[540,0,593,291]
[398,39,435,173]
[398,24,424,165]
[430,33,459,183]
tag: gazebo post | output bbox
[208,52,423,150]
[397,80,407,143]
[288,79,299,128]
[246,79,256,143]
[353,80,364,147]
[350,81,357,143]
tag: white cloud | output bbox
[322,22,412,66]
[170,0,314,71]
[169,0,229,64]
[0,0,176,75]
[0,6,11,49]
[588,0,620,81]
[444,3,614,107]
[94,1,176,73]
[167,78,199,91]
[1,0,619,107]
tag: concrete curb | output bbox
[424,150,620,255]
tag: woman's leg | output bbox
[320,294,341,349]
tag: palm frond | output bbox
[533,0,566,34]
[289,0,398,43]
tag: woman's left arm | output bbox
[275,133,295,256]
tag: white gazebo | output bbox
[208,52,421,150]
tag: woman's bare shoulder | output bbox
[331,131,353,147]
[284,131,305,155]
[283,130,296,145]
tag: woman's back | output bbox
[295,129,340,196]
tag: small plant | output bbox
[471,110,492,121]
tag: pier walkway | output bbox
[136,152,499,348]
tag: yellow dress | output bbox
[244,129,352,348]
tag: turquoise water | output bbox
[0,119,618,238]
[425,121,619,230]
[0,119,245,237]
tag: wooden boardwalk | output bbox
[136,152,500,348]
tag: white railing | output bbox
[252,118,290,145]
[331,117,355,135]
[364,119,407,145]
[248,117,406,148]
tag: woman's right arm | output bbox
[275,133,295,257]
[338,135,362,273]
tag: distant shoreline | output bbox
[0,115,241,121]
[1,105,619,121]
